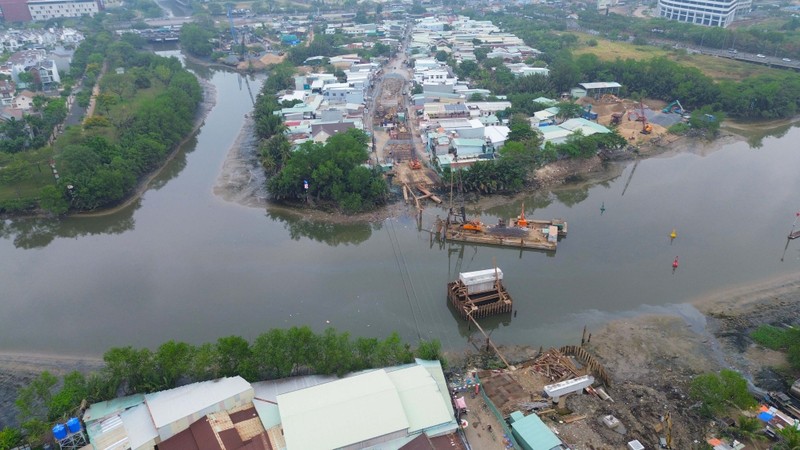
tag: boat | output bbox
[790,230,800,240]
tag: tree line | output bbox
[50,50,201,212]
[469,10,800,120]
[2,327,442,448]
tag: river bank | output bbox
[74,76,218,219]
[444,271,800,448]
[2,270,797,434]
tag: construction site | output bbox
[448,329,700,450]
[576,95,686,148]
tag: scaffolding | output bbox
[56,429,87,450]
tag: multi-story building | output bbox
[656,0,748,27]
[27,0,100,21]
[0,0,32,21]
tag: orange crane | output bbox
[514,203,528,228]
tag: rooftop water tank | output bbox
[52,424,67,440]
[66,417,81,433]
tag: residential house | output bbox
[13,90,35,110]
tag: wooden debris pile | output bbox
[524,348,580,383]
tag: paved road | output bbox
[657,39,799,70]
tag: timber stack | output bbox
[448,268,513,320]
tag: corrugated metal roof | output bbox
[252,375,339,403]
[120,403,158,449]
[510,412,563,450]
[84,394,145,423]
[145,376,253,428]
[278,369,409,449]
[387,365,454,434]
[579,82,621,89]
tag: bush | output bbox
[416,339,447,368]
[668,122,690,134]
[689,369,756,417]
[751,324,789,350]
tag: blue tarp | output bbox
[758,411,774,422]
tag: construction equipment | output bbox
[514,202,529,228]
[638,100,652,134]
[581,105,598,120]
[662,100,684,114]
[408,159,421,170]
[660,412,673,449]
[226,5,236,42]
[461,220,484,233]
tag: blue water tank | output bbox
[53,424,67,440]
[66,417,81,433]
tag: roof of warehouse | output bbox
[145,376,253,428]
[579,82,621,89]
[278,369,409,449]
[386,365,453,434]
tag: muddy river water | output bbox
[2,59,800,356]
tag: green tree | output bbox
[48,371,87,421]
[15,371,57,422]
[689,369,756,417]
[0,157,31,184]
[778,425,800,449]
[39,185,69,215]
[435,50,449,62]
[155,341,195,389]
[555,101,585,121]
[215,336,256,380]
[180,23,214,57]
[416,339,446,368]
[103,346,156,394]
[507,113,535,142]
[474,47,490,62]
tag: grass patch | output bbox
[750,324,790,350]
[0,147,56,202]
[573,33,785,82]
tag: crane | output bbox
[226,5,236,42]
[638,99,652,134]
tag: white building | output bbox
[276,360,457,449]
[321,82,364,104]
[656,0,746,27]
[28,0,100,21]
[83,376,255,450]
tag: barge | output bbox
[447,268,513,320]
[437,205,567,251]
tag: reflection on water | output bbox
[266,208,377,246]
[0,204,136,249]
[724,119,800,149]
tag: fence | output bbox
[475,373,522,450]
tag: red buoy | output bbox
[672,257,679,269]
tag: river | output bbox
[2,58,799,357]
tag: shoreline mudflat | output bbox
[0,274,800,428]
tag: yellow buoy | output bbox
[670,228,677,239]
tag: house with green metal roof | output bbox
[509,411,567,450]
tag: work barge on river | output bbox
[436,205,568,251]
[448,268,513,320]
